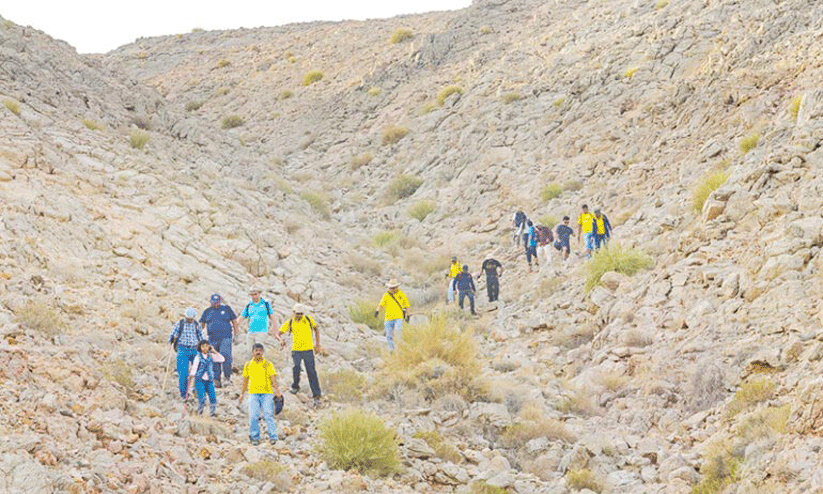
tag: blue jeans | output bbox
[195,378,216,413]
[176,346,198,399]
[594,234,608,250]
[209,336,232,381]
[292,350,322,398]
[459,291,476,314]
[384,319,403,351]
[584,232,595,251]
[248,394,277,441]
[447,278,456,302]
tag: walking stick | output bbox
[161,346,174,393]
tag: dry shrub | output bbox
[727,378,775,418]
[687,363,725,412]
[302,70,324,86]
[15,300,63,336]
[470,481,510,494]
[789,95,802,120]
[221,115,244,129]
[566,468,603,492]
[322,369,366,402]
[413,430,462,463]
[502,92,521,104]
[387,174,423,201]
[692,440,741,494]
[557,386,597,416]
[541,183,562,202]
[584,243,652,291]
[82,119,102,131]
[129,130,150,149]
[345,253,381,277]
[299,191,330,219]
[390,28,414,44]
[537,215,558,229]
[408,200,436,221]
[382,125,409,145]
[553,325,596,349]
[348,300,381,331]
[500,413,575,449]
[350,152,373,170]
[693,170,729,212]
[381,313,485,401]
[373,230,398,247]
[598,373,627,392]
[280,90,294,100]
[101,358,134,388]
[623,328,653,347]
[4,98,20,115]
[735,405,790,444]
[437,86,463,106]
[185,100,204,111]
[739,133,760,154]
[243,460,292,490]
[319,409,399,476]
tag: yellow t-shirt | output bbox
[594,216,607,235]
[379,290,410,321]
[279,315,316,351]
[448,263,461,278]
[242,358,277,394]
[578,212,594,233]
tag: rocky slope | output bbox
[3,0,823,492]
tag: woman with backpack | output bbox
[186,340,225,417]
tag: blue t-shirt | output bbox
[200,305,237,340]
[242,299,271,334]
[556,224,574,243]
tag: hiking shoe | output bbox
[313,397,322,408]
[250,437,260,446]
[289,386,299,394]
[214,380,222,389]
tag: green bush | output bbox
[437,86,463,106]
[692,441,741,494]
[566,469,602,492]
[584,244,652,291]
[470,481,510,494]
[382,125,409,145]
[692,170,729,212]
[319,409,399,476]
[739,133,760,154]
[367,87,381,96]
[299,191,330,219]
[82,119,102,131]
[302,70,324,86]
[349,299,381,331]
[215,59,230,68]
[129,130,150,149]
[242,460,292,490]
[541,183,562,202]
[373,230,398,247]
[280,90,293,100]
[726,379,776,418]
[4,99,20,116]
[390,28,414,44]
[387,174,423,201]
[408,200,436,221]
[185,101,204,111]
[222,115,245,129]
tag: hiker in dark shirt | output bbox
[453,265,477,315]
[554,216,575,261]
[479,258,503,302]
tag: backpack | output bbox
[535,225,553,245]
[288,315,315,333]
[245,300,272,317]
[514,211,526,227]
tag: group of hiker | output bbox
[512,204,613,270]
[443,255,504,316]
[167,291,322,445]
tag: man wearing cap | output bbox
[241,289,281,359]
[279,304,322,407]
[445,257,461,304]
[168,308,204,401]
[200,294,239,388]
[375,279,411,351]
[591,208,613,251]
[239,343,283,446]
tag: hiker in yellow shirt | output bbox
[577,204,595,258]
[374,279,410,351]
[445,256,461,303]
[239,343,282,445]
[279,303,322,407]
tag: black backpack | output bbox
[515,211,526,227]
[245,300,272,317]
[288,315,315,332]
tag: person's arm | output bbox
[375,296,384,318]
[199,310,208,340]
[313,319,321,354]
[577,218,582,243]
[228,307,239,338]
[277,321,288,348]
[604,215,612,237]
[270,371,282,397]
[471,276,476,293]
[169,321,179,345]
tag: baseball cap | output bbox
[210,294,221,303]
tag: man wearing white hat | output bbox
[375,279,411,351]
[279,303,322,407]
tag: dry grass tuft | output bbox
[4,98,20,116]
[242,460,292,490]
[390,28,414,44]
[584,244,652,291]
[129,130,150,149]
[350,152,373,170]
[387,174,423,201]
[348,299,381,331]
[15,300,64,336]
[82,119,102,131]
[566,468,603,492]
[299,191,331,219]
[437,86,463,106]
[726,378,775,418]
[408,200,436,221]
[789,95,802,120]
[101,358,135,388]
[739,133,760,154]
[692,441,741,494]
[185,100,204,111]
[280,90,294,100]
[319,408,399,476]
[470,481,510,494]
[322,369,367,402]
[541,183,562,202]
[414,430,462,463]
[693,169,729,212]
[502,92,521,104]
[382,125,409,145]
[302,70,324,86]
[221,115,245,129]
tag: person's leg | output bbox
[394,319,403,348]
[261,394,277,441]
[303,351,322,398]
[447,278,455,303]
[206,381,217,416]
[195,379,206,413]
[459,290,466,309]
[220,337,233,381]
[585,232,594,256]
[291,351,301,391]
[469,292,476,315]
[384,319,395,351]
[488,276,498,302]
[175,349,189,399]
[248,394,261,440]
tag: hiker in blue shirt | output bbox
[168,308,203,400]
[241,289,283,359]
[200,294,239,388]
[453,265,477,316]
[554,216,575,262]
[526,220,539,272]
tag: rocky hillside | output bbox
[3,0,823,492]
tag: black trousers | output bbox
[459,291,476,314]
[486,276,499,302]
[292,350,322,398]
